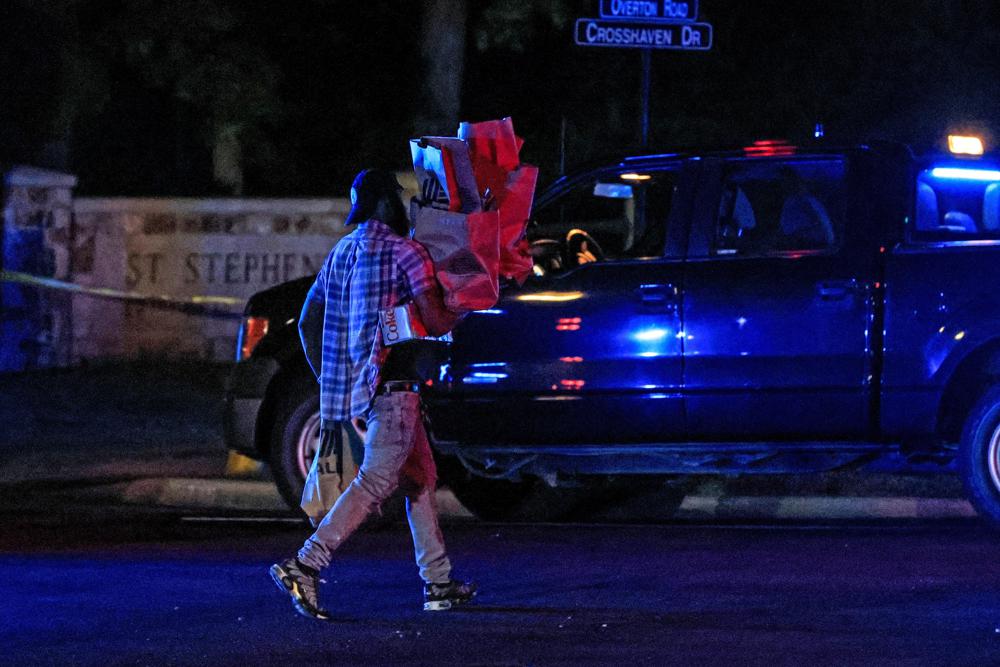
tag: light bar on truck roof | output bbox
[947,135,985,156]
[930,167,1000,182]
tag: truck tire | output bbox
[959,384,1000,526]
[269,385,360,514]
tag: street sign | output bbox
[574,19,712,51]
[574,2,714,147]
[599,0,699,23]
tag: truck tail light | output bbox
[743,140,797,157]
[236,316,269,361]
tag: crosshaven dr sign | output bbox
[574,18,712,50]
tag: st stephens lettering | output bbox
[126,252,326,288]
[183,252,325,285]
[126,253,164,288]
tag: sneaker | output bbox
[269,558,330,621]
[423,580,477,611]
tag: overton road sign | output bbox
[599,0,699,23]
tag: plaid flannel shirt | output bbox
[303,219,437,423]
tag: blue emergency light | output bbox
[930,167,1000,182]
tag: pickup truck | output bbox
[224,137,1000,525]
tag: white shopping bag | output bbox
[300,427,356,526]
[410,137,482,213]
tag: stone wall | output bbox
[73,197,350,362]
[1,165,351,369]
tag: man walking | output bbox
[270,168,476,620]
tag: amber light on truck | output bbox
[236,316,269,361]
[516,291,585,302]
[948,135,985,156]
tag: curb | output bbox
[119,478,475,518]
[116,478,977,521]
[676,495,977,520]
[122,478,288,512]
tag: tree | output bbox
[9,0,110,172]
[415,0,469,136]
[101,0,281,194]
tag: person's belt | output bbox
[376,381,421,396]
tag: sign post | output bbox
[641,49,651,147]
[575,1,714,146]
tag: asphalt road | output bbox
[3,514,1000,666]
[0,362,229,485]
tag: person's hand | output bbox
[576,240,597,265]
[351,417,367,438]
[413,285,464,337]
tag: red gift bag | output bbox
[410,117,538,308]
[459,117,523,176]
[497,165,539,282]
[458,118,537,283]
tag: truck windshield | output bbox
[529,167,678,267]
[914,167,1000,240]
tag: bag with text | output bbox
[409,137,481,213]
[300,427,354,527]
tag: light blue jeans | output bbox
[298,392,452,584]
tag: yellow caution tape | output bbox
[1,269,244,319]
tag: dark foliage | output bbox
[3,1,999,196]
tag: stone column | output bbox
[1,166,78,371]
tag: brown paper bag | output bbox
[412,205,500,312]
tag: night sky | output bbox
[3,0,999,196]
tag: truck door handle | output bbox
[636,284,679,310]
[816,279,857,300]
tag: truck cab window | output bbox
[714,159,846,256]
[914,169,1000,240]
[528,170,676,274]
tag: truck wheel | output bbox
[959,384,1000,526]
[269,386,360,514]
